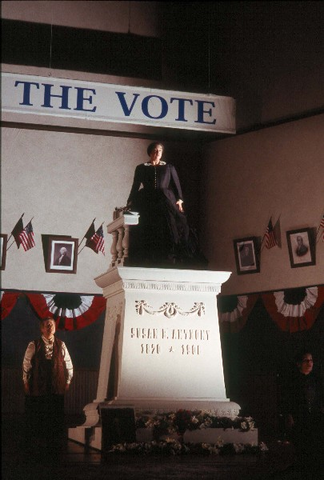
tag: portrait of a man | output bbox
[46,237,78,273]
[286,229,314,268]
[295,235,309,257]
[239,243,255,267]
[54,246,72,266]
[234,237,260,275]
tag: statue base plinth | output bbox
[68,399,242,451]
[104,397,240,417]
[69,266,237,451]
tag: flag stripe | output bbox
[265,232,276,249]
[92,234,105,253]
[264,218,277,249]
[88,225,105,255]
[320,214,324,228]
[18,221,35,251]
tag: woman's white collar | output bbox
[144,161,166,166]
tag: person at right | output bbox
[283,350,324,471]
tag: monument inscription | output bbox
[130,326,210,356]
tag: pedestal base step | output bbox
[68,426,102,450]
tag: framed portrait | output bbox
[286,228,315,268]
[233,236,260,275]
[46,236,78,273]
[0,234,8,270]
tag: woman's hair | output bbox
[147,142,164,156]
[294,349,313,364]
[40,316,56,323]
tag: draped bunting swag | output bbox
[217,294,259,333]
[218,285,324,334]
[0,291,106,330]
[0,291,20,320]
[2,286,323,333]
[261,287,324,333]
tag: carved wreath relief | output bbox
[135,300,205,318]
[131,300,209,357]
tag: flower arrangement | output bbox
[107,411,264,457]
[105,410,263,457]
[108,438,268,457]
[135,409,256,440]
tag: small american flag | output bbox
[87,225,105,255]
[84,221,96,240]
[264,218,277,249]
[19,221,35,251]
[320,214,324,229]
[11,217,24,248]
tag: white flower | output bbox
[165,438,176,444]
[208,446,220,455]
[216,437,224,447]
[233,443,245,453]
[259,442,269,452]
[204,418,213,427]
[113,443,126,452]
[128,443,139,451]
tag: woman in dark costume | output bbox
[282,350,324,471]
[126,142,203,267]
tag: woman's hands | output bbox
[176,199,184,213]
[285,414,294,430]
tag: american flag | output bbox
[320,214,324,229]
[19,221,35,251]
[84,221,95,241]
[264,218,277,249]
[86,225,105,255]
[11,217,24,248]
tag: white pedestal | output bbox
[69,267,240,449]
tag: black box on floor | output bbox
[101,407,136,450]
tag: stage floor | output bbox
[2,415,321,480]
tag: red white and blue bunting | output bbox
[0,291,20,320]
[218,285,324,333]
[0,291,106,330]
[218,294,259,333]
[27,293,106,330]
[2,285,323,333]
[261,286,324,333]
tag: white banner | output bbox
[1,73,236,134]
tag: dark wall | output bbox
[220,298,324,435]
[1,19,162,80]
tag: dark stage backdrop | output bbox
[219,292,324,435]
[2,287,323,435]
